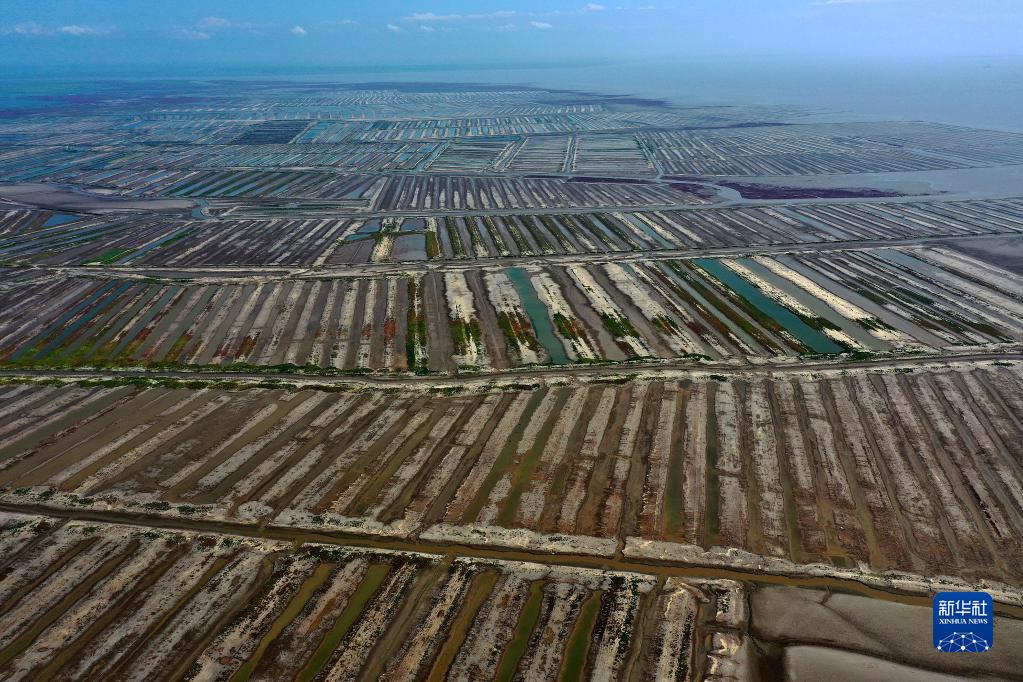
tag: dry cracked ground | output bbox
[0,80,1021,680]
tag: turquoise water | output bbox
[506,267,568,364]
[694,258,844,354]
[190,199,208,219]
[43,213,79,226]
[736,257,888,351]
[622,215,672,248]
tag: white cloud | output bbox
[13,21,50,36]
[386,23,402,32]
[531,20,553,29]
[197,16,232,29]
[5,22,112,37]
[405,11,516,22]
[172,28,212,40]
[291,25,307,37]
[58,25,109,36]
[583,3,606,11]
[419,25,435,32]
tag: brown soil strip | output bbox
[425,569,498,681]
[165,552,278,682]
[231,561,336,681]
[357,561,448,682]
[379,399,478,523]
[422,271,455,373]
[5,388,178,487]
[922,375,1023,534]
[59,391,216,492]
[867,374,953,572]
[242,417,363,514]
[620,382,664,541]
[0,537,98,617]
[464,269,511,370]
[0,386,134,468]
[734,381,765,556]
[766,380,805,564]
[419,393,517,527]
[267,399,397,514]
[5,502,1023,619]
[310,397,429,514]
[368,279,389,369]
[31,542,188,679]
[619,580,661,680]
[162,390,297,500]
[97,554,236,680]
[901,376,1007,575]
[0,540,138,669]
[497,388,570,527]
[818,380,886,569]
[703,381,720,547]
[462,388,546,523]
[346,404,450,516]
[836,376,916,571]
[661,382,690,541]
[789,380,846,565]
[575,385,632,536]
[537,385,602,532]
[949,371,1023,483]
[342,282,368,369]
[317,281,349,368]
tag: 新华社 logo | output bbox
[933,591,993,652]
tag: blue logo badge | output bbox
[933,591,993,652]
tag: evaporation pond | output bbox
[393,234,427,261]
[506,267,568,364]
[693,258,844,354]
[43,212,79,226]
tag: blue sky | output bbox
[1,1,1021,73]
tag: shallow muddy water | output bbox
[506,267,568,364]
[393,234,427,261]
[694,258,844,354]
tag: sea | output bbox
[2,56,1022,132]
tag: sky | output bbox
[1,0,1021,75]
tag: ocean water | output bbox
[2,57,1021,131]
[327,57,1023,132]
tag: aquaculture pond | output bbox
[735,257,889,351]
[393,233,427,261]
[400,217,427,232]
[42,212,80,227]
[622,214,672,248]
[506,267,569,364]
[694,258,845,354]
